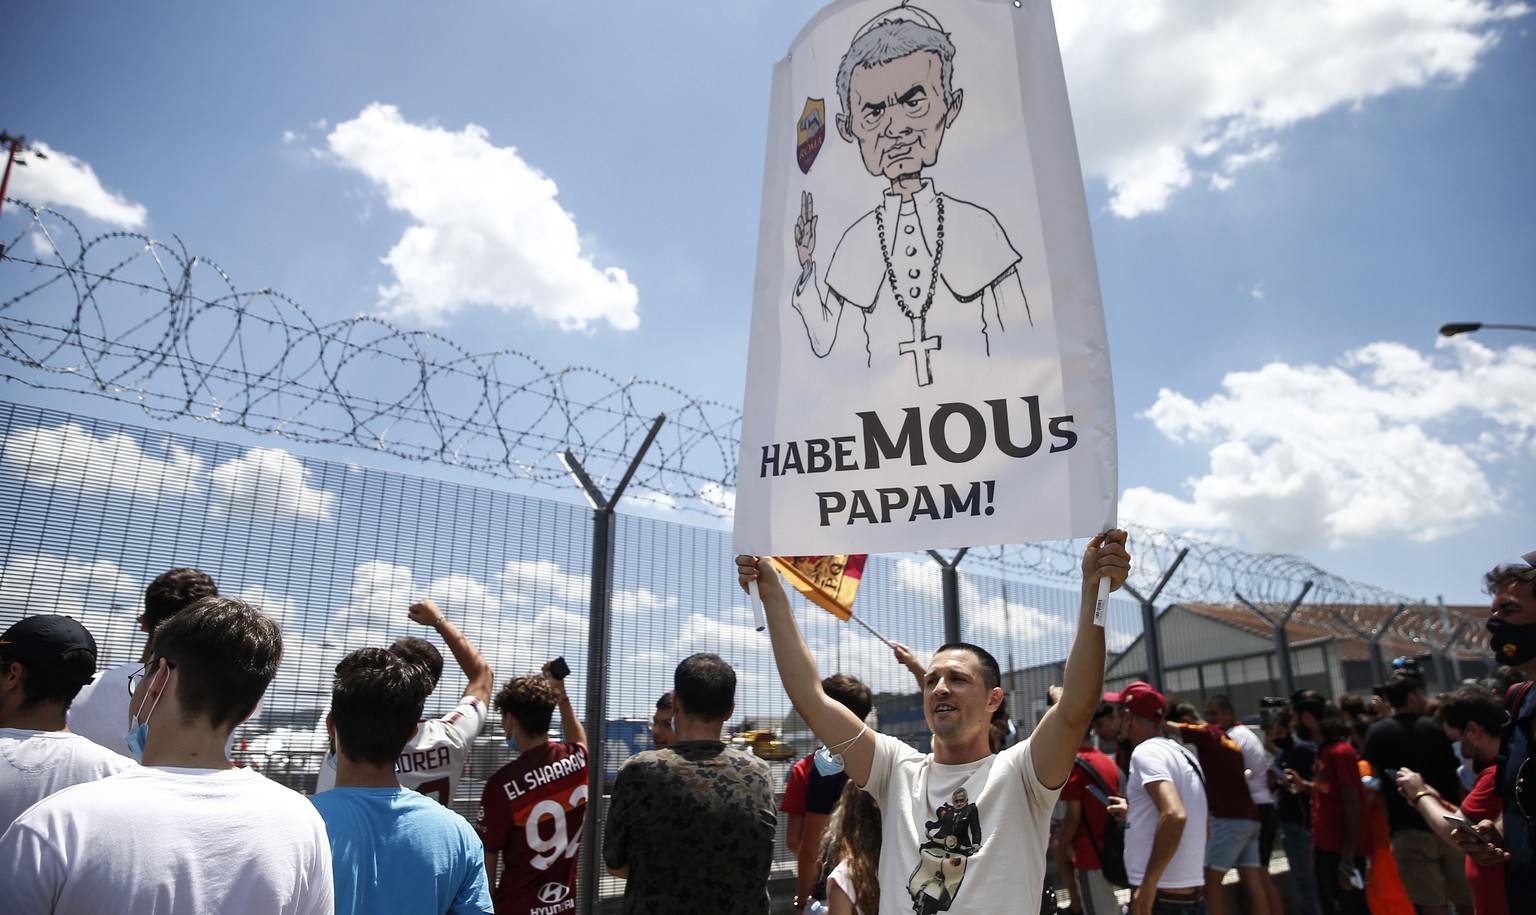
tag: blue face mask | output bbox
[125,669,166,763]
[505,734,519,752]
[814,724,868,777]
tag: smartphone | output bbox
[1270,762,1290,781]
[1443,814,1486,839]
[548,656,570,681]
[1085,784,1109,805]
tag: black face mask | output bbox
[1294,721,1315,743]
[1273,736,1295,751]
[1117,738,1133,755]
[1487,616,1536,667]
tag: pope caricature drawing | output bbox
[791,4,1031,388]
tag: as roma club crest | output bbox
[797,98,826,174]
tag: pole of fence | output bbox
[1437,596,1463,686]
[927,548,969,645]
[1329,603,1408,687]
[1120,547,1188,691]
[1237,580,1313,699]
[560,413,665,915]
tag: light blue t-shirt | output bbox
[310,786,492,915]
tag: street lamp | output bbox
[1,130,48,258]
[1439,322,1536,337]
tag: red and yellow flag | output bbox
[770,555,867,621]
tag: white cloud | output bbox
[1,424,202,499]
[7,141,147,229]
[612,587,678,615]
[0,554,143,658]
[890,558,1073,650]
[210,448,336,521]
[1056,0,1529,217]
[323,103,640,331]
[497,560,590,608]
[329,560,419,648]
[1122,339,1536,551]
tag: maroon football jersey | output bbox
[475,741,588,914]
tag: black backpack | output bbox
[1072,756,1130,889]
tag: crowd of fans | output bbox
[1,547,1532,915]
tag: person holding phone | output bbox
[1394,684,1510,915]
[475,659,588,915]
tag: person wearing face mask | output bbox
[1261,707,1324,915]
[781,673,875,914]
[0,596,334,915]
[1452,559,1536,911]
[1362,670,1473,915]
[1394,685,1509,915]
[474,660,587,915]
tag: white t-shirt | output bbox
[1227,723,1274,805]
[0,728,134,830]
[864,732,1058,915]
[315,695,487,804]
[827,859,859,914]
[0,764,334,915]
[66,660,136,758]
[1126,736,1209,889]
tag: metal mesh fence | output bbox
[0,202,1499,909]
[0,399,1143,906]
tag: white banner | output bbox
[734,0,1116,555]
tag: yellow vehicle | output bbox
[729,729,796,761]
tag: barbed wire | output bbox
[0,201,742,507]
[0,200,1479,650]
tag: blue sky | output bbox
[4,0,1534,606]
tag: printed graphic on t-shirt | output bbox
[907,787,982,914]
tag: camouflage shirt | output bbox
[603,740,776,914]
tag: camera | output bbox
[1259,696,1289,709]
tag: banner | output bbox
[734,0,1117,555]
[771,554,868,620]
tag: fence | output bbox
[0,201,1499,911]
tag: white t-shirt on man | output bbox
[0,764,333,915]
[0,728,134,830]
[864,732,1059,915]
[315,695,487,805]
[1228,722,1274,805]
[1126,736,1209,889]
[65,660,136,758]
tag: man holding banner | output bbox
[738,530,1129,915]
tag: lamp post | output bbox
[1439,322,1536,337]
[1,131,47,258]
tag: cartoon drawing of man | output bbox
[791,4,1030,388]
[907,786,982,913]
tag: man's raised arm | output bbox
[409,599,494,706]
[737,555,876,786]
[1031,530,1129,789]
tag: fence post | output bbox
[1437,596,1465,686]
[560,414,665,915]
[1236,581,1313,699]
[926,549,969,645]
[1329,603,1408,687]
[1120,547,1188,691]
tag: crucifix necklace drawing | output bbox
[876,196,945,386]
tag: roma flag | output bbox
[771,554,867,621]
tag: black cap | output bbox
[0,615,98,684]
